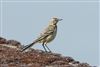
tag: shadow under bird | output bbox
[21,17,62,52]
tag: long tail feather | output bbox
[21,42,36,52]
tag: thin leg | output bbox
[42,42,47,52]
[45,44,52,53]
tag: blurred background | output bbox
[0,0,99,66]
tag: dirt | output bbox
[0,37,94,67]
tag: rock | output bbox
[0,37,7,44]
[7,40,21,48]
[77,63,91,67]
[0,37,94,67]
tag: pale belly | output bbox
[39,28,57,43]
[45,31,57,43]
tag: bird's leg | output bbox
[42,42,48,52]
[45,44,52,53]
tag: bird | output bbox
[21,17,62,52]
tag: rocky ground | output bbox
[0,37,95,67]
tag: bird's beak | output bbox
[58,19,63,21]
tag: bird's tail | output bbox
[21,39,39,52]
[21,33,48,52]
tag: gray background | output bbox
[2,0,99,1]
[0,0,99,66]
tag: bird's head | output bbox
[49,17,62,25]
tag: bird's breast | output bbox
[38,25,57,43]
[45,27,57,43]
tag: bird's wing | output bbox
[36,25,56,42]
